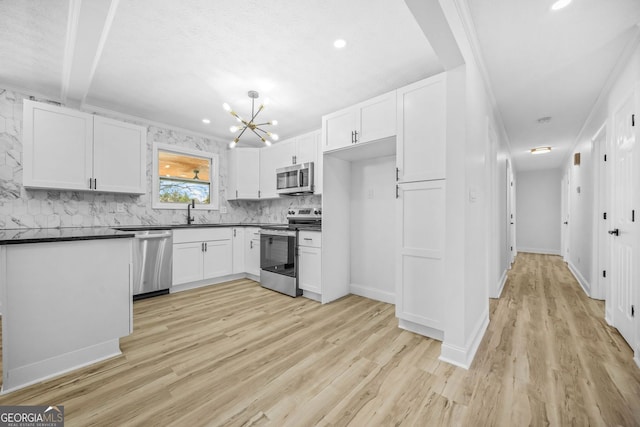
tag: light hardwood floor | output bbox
[1,253,639,426]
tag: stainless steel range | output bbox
[259,207,321,297]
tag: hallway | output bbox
[467,252,640,425]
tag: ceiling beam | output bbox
[60,0,119,107]
[404,0,465,70]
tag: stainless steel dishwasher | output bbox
[131,229,173,300]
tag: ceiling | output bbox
[0,0,639,170]
[467,0,640,171]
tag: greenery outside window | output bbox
[152,142,219,210]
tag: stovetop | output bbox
[260,223,321,232]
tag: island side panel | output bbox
[1,238,132,393]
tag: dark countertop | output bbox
[0,223,293,245]
[0,227,135,245]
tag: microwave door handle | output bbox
[299,169,303,186]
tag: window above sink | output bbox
[152,142,219,210]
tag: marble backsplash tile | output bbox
[0,89,321,229]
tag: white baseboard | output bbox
[398,318,444,341]
[567,261,591,296]
[517,247,561,255]
[170,273,253,293]
[491,269,508,299]
[350,283,395,304]
[2,340,121,394]
[439,309,489,370]
[302,290,321,303]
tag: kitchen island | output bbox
[0,228,134,393]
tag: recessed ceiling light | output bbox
[551,0,571,10]
[202,118,211,124]
[334,39,347,49]
[531,146,552,155]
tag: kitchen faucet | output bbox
[187,199,195,225]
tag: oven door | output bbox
[260,230,296,277]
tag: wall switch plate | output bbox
[116,203,125,213]
[220,206,227,214]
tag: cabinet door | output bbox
[23,100,93,190]
[358,90,396,144]
[232,228,245,274]
[228,148,260,200]
[314,130,323,195]
[322,107,357,152]
[203,239,233,279]
[397,75,446,182]
[299,245,321,294]
[244,229,261,277]
[173,242,204,285]
[93,116,146,194]
[396,180,445,330]
[295,131,318,165]
[259,141,295,199]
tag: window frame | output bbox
[152,142,219,210]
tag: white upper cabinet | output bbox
[228,148,260,200]
[259,140,296,199]
[396,74,446,183]
[23,100,147,194]
[93,116,146,194]
[322,90,396,152]
[23,101,94,191]
[258,130,321,199]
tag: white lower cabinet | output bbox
[232,228,245,274]
[396,180,445,332]
[244,227,261,277]
[298,231,322,294]
[173,228,233,285]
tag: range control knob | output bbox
[288,210,295,215]
[314,209,321,215]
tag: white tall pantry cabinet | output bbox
[395,73,447,339]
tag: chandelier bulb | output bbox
[230,125,239,133]
[264,140,272,147]
[271,120,278,126]
[270,133,279,141]
[223,103,231,112]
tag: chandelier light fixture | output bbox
[224,90,278,148]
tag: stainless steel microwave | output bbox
[276,162,314,195]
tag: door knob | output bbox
[608,228,619,236]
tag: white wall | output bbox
[349,155,396,303]
[515,169,562,254]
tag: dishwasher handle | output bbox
[134,232,172,240]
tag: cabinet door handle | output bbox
[201,242,204,252]
[233,229,236,237]
[250,240,253,249]
[94,178,97,190]
[89,178,93,190]
[396,167,399,181]
[354,130,359,143]
[351,131,355,144]
[396,185,399,199]
[205,242,208,251]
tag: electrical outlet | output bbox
[116,203,125,213]
[220,206,227,214]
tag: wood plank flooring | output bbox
[1,253,639,426]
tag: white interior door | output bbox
[611,91,637,348]
[506,160,516,265]
[592,125,609,302]
[561,173,569,261]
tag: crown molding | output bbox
[451,0,514,157]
